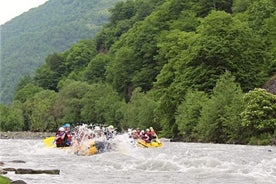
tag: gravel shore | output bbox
[0,131,55,139]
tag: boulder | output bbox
[3,167,17,171]
[0,168,8,174]
[15,168,60,175]
[11,180,27,184]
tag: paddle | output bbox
[43,136,56,148]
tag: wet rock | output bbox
[9,160,26,163]
[0,161,4,166]
[15,168,60,175]
[0,168,8,174]
[11,180,27,184]
[3,167,17,171]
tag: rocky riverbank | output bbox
[1,133,60,183]
[0,131,55,139]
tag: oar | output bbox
[43,136,56,148]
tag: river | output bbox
[0,134,275,184]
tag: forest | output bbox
[0,0,122,104]
[1,0,276,145]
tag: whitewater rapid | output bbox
[0,134,275,184]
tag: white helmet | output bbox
[95,126,100,131]
[59,127,65,131]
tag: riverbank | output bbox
[0,131,54,139]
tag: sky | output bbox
[0,0,49,25]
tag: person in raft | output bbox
[55,124,72,147]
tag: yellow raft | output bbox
[43,136,98,155]
[136,138,163,148]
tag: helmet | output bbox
[59,127,65,131]
[63,123,70,128]
[95,126,100,131]
[109,125,114,129]
[150,127,153,130]
[146,129,150,132]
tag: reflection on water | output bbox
[1,134,276,184]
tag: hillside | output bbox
[1,0,275,145]
[0,0,122,104]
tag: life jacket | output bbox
[56,131,71,147]
[141,133,150,143]
[55,131,65,147]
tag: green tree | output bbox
[245,0,276,32]
[241,88,276,142]
[196,0,233,17]
[196,71,244,143]
[81,83,123,128]
[64,40,97,72]
[56,80,91,123]
[175,90,208,141]
[121,88,159,130]
[24,90,57,131]
[0,101,24,131]
[83,53,111,83]
[106,47,135,101]
[14,83,43,103]
[183,11,269,92]
[34,53,65,91]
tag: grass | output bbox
[0,175,11,184]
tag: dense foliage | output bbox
[0,0,122,104]
[1,0,276,145]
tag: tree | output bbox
[241,88,276,140]
[34,53,65,91]
[83,53,111,83]
[196,0,233,17]
[106,47,135,101]
[175,90,208,141]
[14,83,43,103]
[24,90,57,131]
[196,71,244,143]
[64,40,97,72]
[81,83,123,128]
[0,101,24,131]
[121,88,159,130]
[181,11,269,92]
[55,80,91,123]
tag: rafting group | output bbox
[44,123,115,155]
[44,124,162,156]
[128,127,163,148]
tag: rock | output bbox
[9,160,26,163]
[3,167,17,171]
[0,168,8,174]
[270,138,276,145]
[11,180,27,184]
[263,75,276,95]
[0,161,4,166]
[15,168,60,175]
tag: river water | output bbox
[0,134,275,184]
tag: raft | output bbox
[136,138,163,148]
[43,136,98,155]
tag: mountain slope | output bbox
[0,0,122,104]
